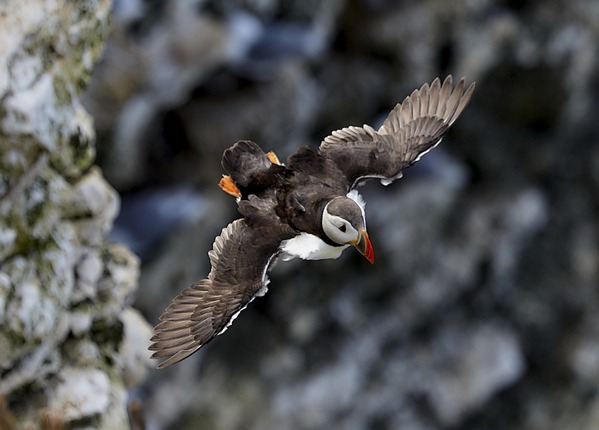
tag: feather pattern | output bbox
[320,76,475,189]
[149,199,295,368]
[150,76,474,368]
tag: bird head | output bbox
[322,196,374,264]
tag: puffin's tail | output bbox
[221,140,279,188]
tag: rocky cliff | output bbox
[0,1,152,429]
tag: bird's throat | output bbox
[280,233,349,261]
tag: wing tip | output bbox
[150,217,278,369]
[317,75,475,190]
[153,346,201,369]
[149,323,205,368]
[446,77,476,126]
[442,74,453,88]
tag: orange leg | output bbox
[267,151,281,165]
[219,175,242,198]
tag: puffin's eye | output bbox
[338,224,346,233]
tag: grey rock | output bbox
[118,308,154,389]
[0,0,152,428]
[423,323,525,426]
[48,367,112,421]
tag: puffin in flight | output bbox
[149,76,475,368]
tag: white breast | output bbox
[280,233,349,261]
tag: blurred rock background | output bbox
[0,0,152,429]
[2,0,599,429]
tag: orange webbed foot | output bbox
[219,175,242,198]
[267,151,282,165]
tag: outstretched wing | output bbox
[149,196,295,368]
[319,76,475,189]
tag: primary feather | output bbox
[320,76,475,188]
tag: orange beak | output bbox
[351,228,374,264]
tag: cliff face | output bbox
[0,1,151,428]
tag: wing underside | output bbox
[319,76,475,189]
[149,197,295,368]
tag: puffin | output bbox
[149,76,475,368]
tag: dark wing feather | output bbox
[319,76,475,189]
[286,145,350,193]
[221,140,286,197]
[149,196,295,368]
[221,140,272,187]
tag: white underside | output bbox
[280,233,349,261]
[219,191,365,336]
[279,190,364,262]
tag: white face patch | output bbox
[322,192,366,244]
[322,211,360,245]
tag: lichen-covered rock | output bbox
[81,0,599,429]
[0,0,153,428]
[0,1,104,182]
[48,367,112,421]
[118,307,154,389]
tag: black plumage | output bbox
[149,76,475,368]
